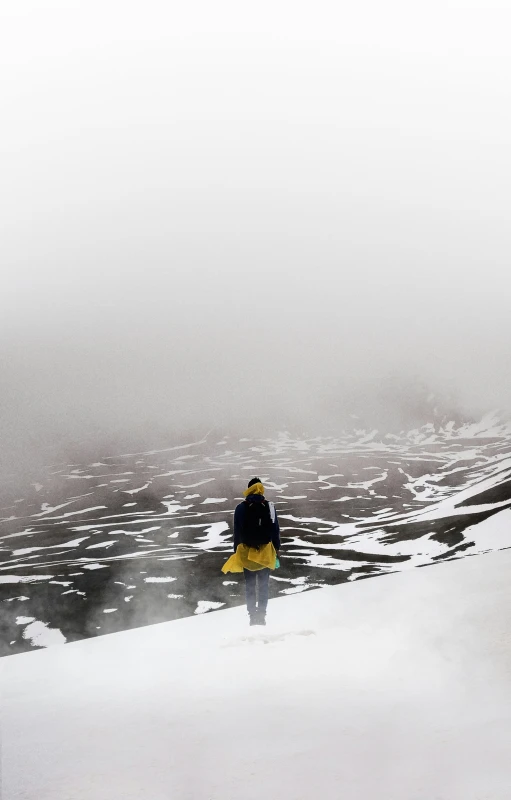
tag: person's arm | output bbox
[271,506,281,552]
[233,502,244,552]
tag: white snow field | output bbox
[2,549,511,800]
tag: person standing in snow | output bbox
[221,477,280,626]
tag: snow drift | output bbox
[2,548,511,799]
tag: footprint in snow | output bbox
[223,630,316,647]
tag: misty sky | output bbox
[2,0,511,466]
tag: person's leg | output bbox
[256,568,270,621]
[243,569,257,620]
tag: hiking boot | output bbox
[254,610,266,626]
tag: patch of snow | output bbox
[194,601,225,614]
[123,483,151,495]
[12,536,90,556]
[193,522,230,550]
[161,501,193,515]
[279,514,339,527]
[3,595,30,602]
[281,585,319,595]
[86,541,117,550]
[21,621,66,647]
[0,528,38,541]
[462,508,511,552]
[201,497,228,504]
[33,501,77,517]
[57,537,91,548]
[346,470,388,490]
[175,479,216,489]
[42,506,108,520]
[0,575,54,584]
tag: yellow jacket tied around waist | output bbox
[221,542,277,573]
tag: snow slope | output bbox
[2,549,511,800]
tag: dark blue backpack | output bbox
[241,498,273,548]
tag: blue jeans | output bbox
[243,568,270,615]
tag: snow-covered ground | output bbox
[2,548,511,800]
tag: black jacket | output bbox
[233,495,280,553]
